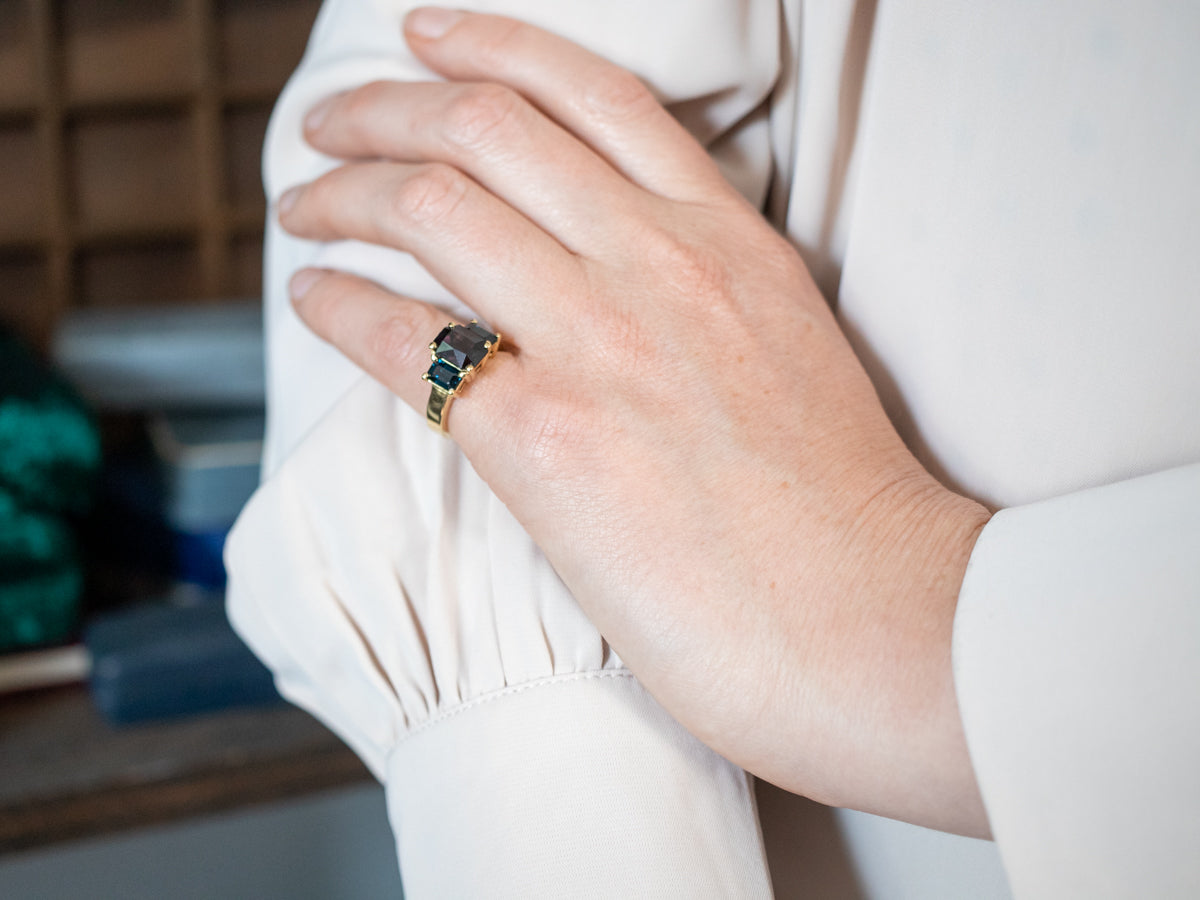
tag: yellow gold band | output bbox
[425,383,453,431]
[420,320,501,435]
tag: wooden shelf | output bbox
[0,2,37,111]
[216,0,319,95]
[0,685,370,853]
[0,0,321,349]
[61,0,198,107]
[0,232,45,252]
[0,102,39,121]
[221,82,297,108]
[0,120,45,242]
[225,205,269,234]
[72,219,200,247]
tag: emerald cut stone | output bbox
[467,322,498,343]
[427,359,463,390]
[433,324,492,370]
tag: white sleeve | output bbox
[953,462,1200,899]
[226,386,772,897]
[227,0,781,896]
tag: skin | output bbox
[279,7,994,838]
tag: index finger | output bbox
[402,8,729,204]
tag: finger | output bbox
[278,160,582,335]
[402,9,728,203]
[289,267,520,449]
[303,80,644,255]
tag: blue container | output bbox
[86,598,281,725]
[149,410,263,533]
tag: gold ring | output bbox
[421,320,501,434]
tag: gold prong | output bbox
[464,364,475,373]
[421,373,430,381]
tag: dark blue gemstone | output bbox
[434,324,491,369]
[427,360,463,390]
[466,322,498,344]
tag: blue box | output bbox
[86,598,281,725]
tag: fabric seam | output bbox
[393,669,636,748]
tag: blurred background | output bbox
[0,2,404,896]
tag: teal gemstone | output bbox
[427,360,463,390]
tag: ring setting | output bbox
[421,320,501,433]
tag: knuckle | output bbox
[641,226,734,307]
[365,312,419,371]
[571,269,654,370]
[441,83,525,153]
[349,80,391,111]
[343,80,392,131]
[289,174,344,237]
[304,172,338,213]
[579,68,659,122]
[387,162,471,228]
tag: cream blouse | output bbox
[226,1,1200,896]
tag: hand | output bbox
[278,7,992,836]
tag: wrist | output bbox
[837,472,992,834]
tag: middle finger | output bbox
[303,80,647,255]
[280,159,583,336]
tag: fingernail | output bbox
[290,268,324,303]
[278,186,302,216]
[304,95,337,132]
[405,7,464,40]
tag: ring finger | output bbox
[289,267,521,451]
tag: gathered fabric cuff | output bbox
[385,669,773,899]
